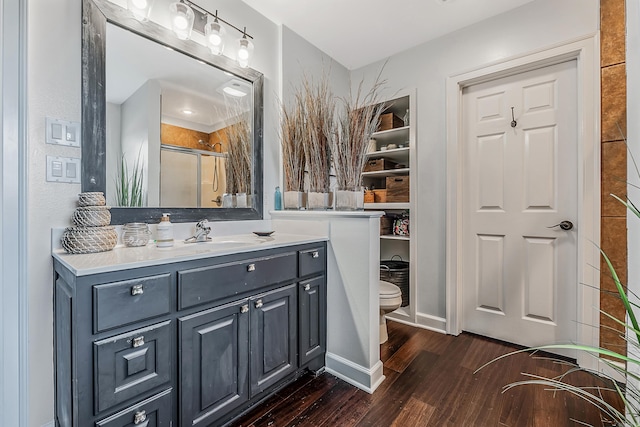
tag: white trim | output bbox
[387,313,447,335]
[324,352,385,394]
[445,35,601,370]
[1,0,29,426]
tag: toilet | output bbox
[379,280,402,344]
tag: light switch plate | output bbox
[46,156,81,183]
[46,117,81,147]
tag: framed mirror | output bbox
[82,0,264,224]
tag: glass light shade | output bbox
[237,37,254,68]
[127,0,154,21]
[205,20,225,55]
[169,2,194,40]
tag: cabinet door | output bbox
[250,284,297,397]
[298,276,327,366]
[179,300,249,427]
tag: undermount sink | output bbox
[156,236,260,255]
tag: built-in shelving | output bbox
[361,168,410,178]
[364,202,410,210]
[363,92,416,326]
[380,235,410,241]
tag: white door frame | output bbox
[1,0,29,425]
[445,35,600,369]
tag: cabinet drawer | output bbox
[298,247,325,278]
[93,274,171,333]
[95,388,172,427]
[178,252,297,310]
[94,321,172,413]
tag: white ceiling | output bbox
[240,0,536,70]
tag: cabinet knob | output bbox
[311,251,319,258]
[254,299,263,309]
[132,336,145,348]
[304,283,311,291]
[240,304,249,314]
[131,284,144,296]
[133,410,147,424]
[247,263,256,272]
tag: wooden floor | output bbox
[232,321,621,427]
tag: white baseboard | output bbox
[416,313,447,334]
[324,352,385,394]
[385,312,447,335]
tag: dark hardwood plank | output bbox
[231,321,623,427]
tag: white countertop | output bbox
[53,233,328,276]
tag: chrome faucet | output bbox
[185,219,212,243]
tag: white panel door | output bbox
[461,60,578,352]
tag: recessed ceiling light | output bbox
[223,86,247,97]
[217,79,250,98]
[182,109,194,115]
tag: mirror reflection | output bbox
[105,23,253,208]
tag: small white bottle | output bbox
[156,213,174,247]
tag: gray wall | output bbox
[350,0,599,321]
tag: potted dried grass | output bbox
[223,101,252,208]
[332,73,386,210]
[299,74,335,210]
[280,97,306,209]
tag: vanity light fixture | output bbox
[237,29,254,68]
[170,1,255,66]
[169,1,195,40]
[127,0,154,21]
[204,11,226,55]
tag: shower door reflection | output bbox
[160,146,226,208]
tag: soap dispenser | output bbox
[156,213,174,247]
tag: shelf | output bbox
[361,168,409,178]
[380,235,410,241]
[364,203,410,209]
[371,126,409,146]
[365,147,409,163]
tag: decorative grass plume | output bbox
[332,68,387,188]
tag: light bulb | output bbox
[169,2,194,40]
[209,34,222,45]
[173,15,188,30]
[237,36,253,68]
[127,0,154,21]
[205,20,225,55]
[131,0,147,9]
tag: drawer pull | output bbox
[394,178,404,182]
[240,304,249,314]
[311,251,319,258]
[304,283,311,291]
[133,410,147,424]
[131,284,144,296]
[255,299,263,309]
[132,336,145,348]
[247,263,256,272]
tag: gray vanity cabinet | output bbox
[249,284,297,396]
[54,241,327,427]
[299,276,327,366]
[179,300,250,427]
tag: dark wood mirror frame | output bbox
[82,0,264,224]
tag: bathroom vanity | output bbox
[53,236,327,427]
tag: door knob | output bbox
[547,220,574,231]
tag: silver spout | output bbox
[185,219,212,243]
